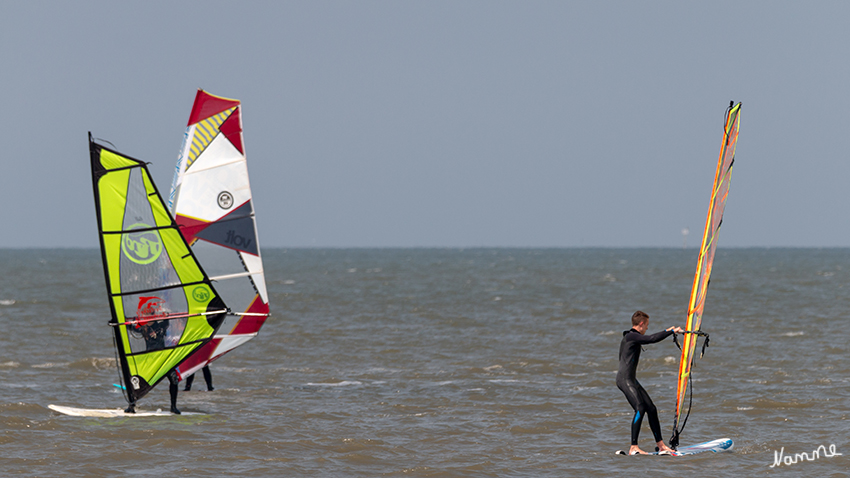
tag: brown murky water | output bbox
[1,248,847,476]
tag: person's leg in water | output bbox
[125,400,136,414]
[185,367,214,391]
[202,365,214,391]
[184,373,195,391]
[633,385,674,454]
[620,380,674,454]
[168,369,181,414]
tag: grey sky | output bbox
[2,1,848,248]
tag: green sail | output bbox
[89,134,226,404]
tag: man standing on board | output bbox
[617,310,682,455]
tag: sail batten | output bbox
[672,102,741,445]
[169,90,270,379]
[210,271,261,281]
[182,157,247,174]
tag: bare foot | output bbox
[629,446,648,455]
[656,443,675,454]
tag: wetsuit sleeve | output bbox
[630,329,674,345]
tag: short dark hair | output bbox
[631,310,649,327]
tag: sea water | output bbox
[0,248,847,476]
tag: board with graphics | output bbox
[615,438,734,456]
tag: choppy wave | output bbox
[305,381,363,387]
[31,362,70,369]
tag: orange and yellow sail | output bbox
[672,102,741,440]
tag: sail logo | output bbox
[137,296,165,318]
[130,376,140,390]
[122,223,163,264]
[218,191,234,209]
[225,229,252,249]
[192,286,210,303]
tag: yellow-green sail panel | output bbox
[672,103,741,444]
[89,134,226,404]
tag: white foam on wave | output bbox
[599,330,618,336]
[484,365,502,371]
[283,280,296,285]
[306,381,362,387]
[0,299,15,305]
[781,331,804,337]
[216,366,260,373]
[737,406,754,410]
[364,367,400,374]
[32,362,70,369]
[85,357,116,370]
[0,361,20,368]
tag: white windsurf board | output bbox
[48,404,202,417]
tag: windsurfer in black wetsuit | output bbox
[617,310,682,455]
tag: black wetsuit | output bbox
[125,369,180,415]
[616,327,674,446]
[184,365,214,391]
[141,320,168,351]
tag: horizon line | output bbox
[2,245,850,250]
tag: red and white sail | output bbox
[168,89,269,379]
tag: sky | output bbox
[2,1,849,248]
